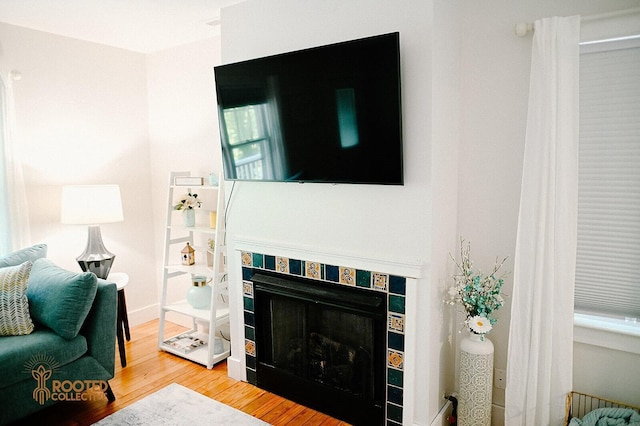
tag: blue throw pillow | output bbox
[26,258,97,340]
[0,244,47,268]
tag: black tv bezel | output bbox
[214,32,404,186]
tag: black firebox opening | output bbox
[252,271,387,425]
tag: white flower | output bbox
[174,192,202,210]
[468,315,492,334]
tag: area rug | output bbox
[93,383,270,425]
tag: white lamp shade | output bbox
[61,185,124,225]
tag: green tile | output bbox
[243,296,254,311]
[252,253,264,269]
[388,368,404,387]
[246,368,257,385]
[388,294,405,314]
[245,325,255,341]
[246,355,256,370]
[356,269,371,288]
[387,403,403,423]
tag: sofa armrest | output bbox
[80,278,117,377]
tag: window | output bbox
[221,104,272,180]
[575,38,640,320]
[218,74,290,182]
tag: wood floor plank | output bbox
[258,398,300,424]
[244,392,291,418]
[285,406,320,425]
[17,320,347,425]
[268,403,308,425]
[215,381,267,408]
[241,391,288,416]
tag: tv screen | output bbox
[214,32,403,185]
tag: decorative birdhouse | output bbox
[181,242,195,266]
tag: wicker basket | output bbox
[565,391,640,425]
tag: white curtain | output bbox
[0,73,31,253]
[505,16,580,426]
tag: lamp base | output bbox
[77,257,115,280]
[77,225,116,279]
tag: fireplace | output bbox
[253,271,386,424]
[241,252,407,425]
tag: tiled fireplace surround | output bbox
[232,245,420,425]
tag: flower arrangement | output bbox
[174,192,202,210]
[446,238,508,337]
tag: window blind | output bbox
[576,39,640,319]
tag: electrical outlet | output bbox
[494,368,506,389]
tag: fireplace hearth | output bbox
[240,251,408,425]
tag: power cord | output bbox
[445,395,458,425]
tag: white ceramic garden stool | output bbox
[458,332,494,426]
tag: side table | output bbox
[109,272,130,367]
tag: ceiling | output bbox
[0,0,246,53]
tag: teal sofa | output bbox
[0,245,118,425]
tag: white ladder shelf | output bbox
[157,171,230,369]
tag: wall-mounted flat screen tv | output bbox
[214,32,403,185]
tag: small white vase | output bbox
[182,209,195,227]
[186,279,211,309]
[458,332,494,426]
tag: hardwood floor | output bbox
[20,320,349,425]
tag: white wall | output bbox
[146,37,224,320]
[573,341,640,404]
[431,0,463,408]
[0,22,157,325]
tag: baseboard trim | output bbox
[127,303,159,326]
[227,356,245,381]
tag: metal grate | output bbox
[566,391,640,424]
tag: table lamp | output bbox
[61,184,124,279]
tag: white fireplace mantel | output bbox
[231,236,427,279]
[225,236,425,425]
